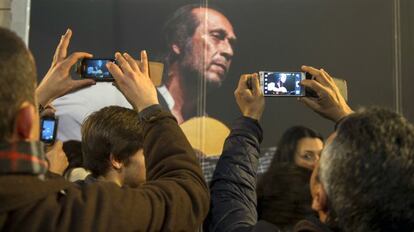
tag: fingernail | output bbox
[65,29,70,35]
[123,52,128,57]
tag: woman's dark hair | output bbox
[272,126,323,164]
[257,163,315,230]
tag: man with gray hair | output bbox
[309,107,414,231]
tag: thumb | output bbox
[70,79,96,92]
[53,140,63,150]
[46,140,63,155]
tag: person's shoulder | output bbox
[64,178,128,199]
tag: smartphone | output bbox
[80,58,115,81]
[259,71,306,97]
[40,116,58,145]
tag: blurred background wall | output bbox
[3,0,412,147]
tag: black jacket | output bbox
[206,116,332,232]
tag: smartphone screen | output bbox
[81,58,115,81]
[259,71,305,97]
[40,117,58,144]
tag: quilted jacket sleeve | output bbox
[207,116,263,232]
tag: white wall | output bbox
[0,0,30,45]
[0,0,12,28]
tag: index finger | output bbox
[52,29,72,66]
[300,79,329,95]
[238,73,251,90]
[106,62,124,84]
[61,52,93,72]
[301,65,331,87]
[115,52,134,75]
[139,50,149,76]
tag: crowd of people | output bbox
[1,4,414,232]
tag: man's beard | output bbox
[178,42,227,91]
[178,56,228,97]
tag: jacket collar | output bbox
[0,141,47,175]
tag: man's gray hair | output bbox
[318,107,414,231]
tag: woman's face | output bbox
[294,137,323,170]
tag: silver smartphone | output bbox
[259,71,306,97]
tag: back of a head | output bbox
[0,27,36,141]
[320,107,414,231]
[257,163,314,231]
[81,106,143,177]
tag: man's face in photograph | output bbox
[179,8,237,88]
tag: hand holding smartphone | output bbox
[79,58,115,81]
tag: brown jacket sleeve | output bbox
[137,109,210,231]
[101,109,210,231]
[0,109,209,232]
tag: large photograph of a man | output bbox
[159,4,236,124]
[31,2,239,156]
[30,0,394,153]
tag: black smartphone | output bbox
[40,116,58,145]
[79,58,115,81]
[259,71,306,97]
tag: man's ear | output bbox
[14,102,37,141]
[110,154,123,170]
[172,44,181,55]
[312,184,328,212]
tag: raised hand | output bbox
[299,65,353,122]
[36,29,95,107]
[106,51,159,112]
[234,73,265,120]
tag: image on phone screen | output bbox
[40,118,57,144]
[81,59,114,80]
[260,71,305,97]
